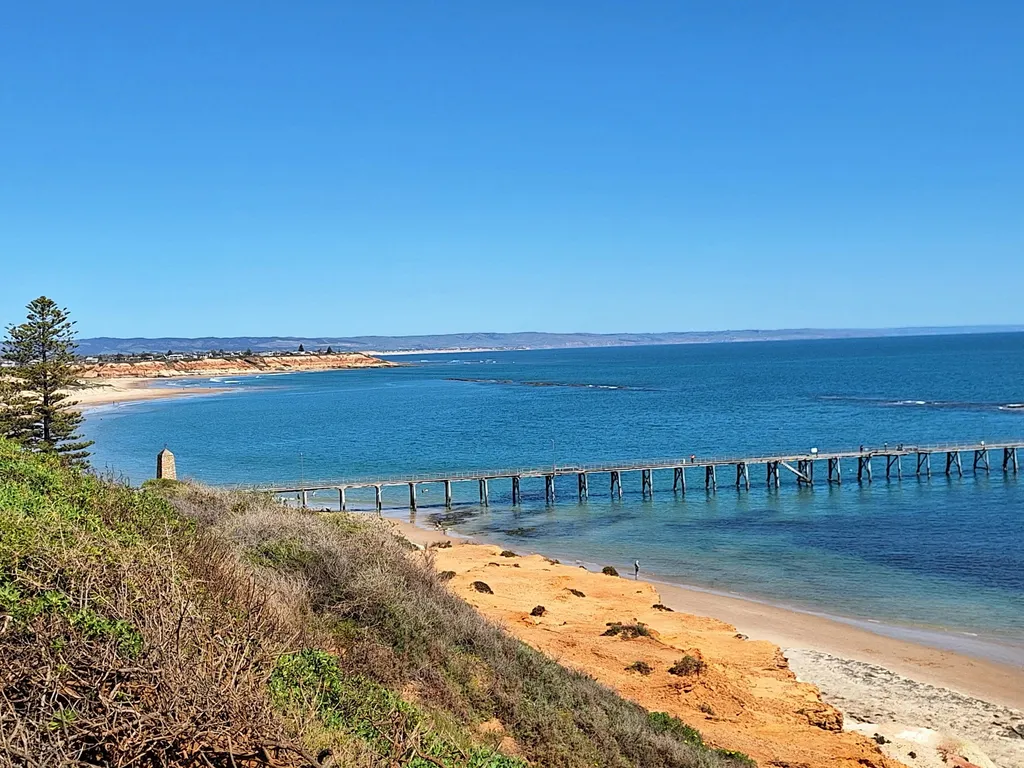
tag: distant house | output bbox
[166,354,185,361]
[84,356,99,364]
[0,360,16,369]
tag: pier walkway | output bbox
[257,440,1022,511]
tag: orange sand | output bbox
[431,542,904,768]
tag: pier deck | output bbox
[257,440,1022,510]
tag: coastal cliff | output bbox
[430,542,902,768]
[75,352,395,379]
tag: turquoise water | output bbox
[85,334,1024,662]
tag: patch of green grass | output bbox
[647,712,704,748]
[140,477,186,496]
[269,649,525,768]
[243,537,317,570]
[713,749,756,766]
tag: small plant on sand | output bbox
[499,550,517,558]
[471,581,494,594]
[602,566,619,577]
[530,606,546,617]
[437,570,456,581]
[567,588,585,598]
[669,655,706,677]
[626,661,653,675]
[602,622,651,639]
[652,603,674,612]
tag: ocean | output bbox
[84,333,1024,663]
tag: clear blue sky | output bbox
[1,2,1021,338]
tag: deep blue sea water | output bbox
[84,334,1024,662]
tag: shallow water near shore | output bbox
[85,334,1024,661]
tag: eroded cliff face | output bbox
[435,544,906,768]
[76,352,395,379]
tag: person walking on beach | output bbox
[634,560,640,580]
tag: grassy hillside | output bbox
[0,440,751,767]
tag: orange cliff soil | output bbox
[75,352,396,379]
[431,543,906,768]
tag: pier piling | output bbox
[610,471,622,499]
[409,483,417,511]
[511,476,521,505]
[827,457,841,484]
[673,466,686,493]
[945,451,963,477]
[338,487,346,511]
[886,454,902,480]
[705,465,717,491]
[479,478,489,506]
[545,474,555,504]
[974,448,990,474]
[444,480,452,508]
[1004,447,1019,474]
[916,452,931,477]
[735,462,750,490]
[641,469,653,497]
[578,472,589,501]
[857,455,872,482]
[794,459,814,486]
[374,485,382,513]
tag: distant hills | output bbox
[75,326,1024,357]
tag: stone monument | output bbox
[156,447,176,480]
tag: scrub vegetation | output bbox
[0,439,752,767]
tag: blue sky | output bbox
[1,2,1021,337]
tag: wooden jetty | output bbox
[259,441,1022,511]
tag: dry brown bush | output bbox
[163,487,743,768]
[0,450,314,767]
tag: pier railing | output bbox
[247,438,1023,494]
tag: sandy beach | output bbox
[69,378,233,410]
[389,519,1024,768]
[68,351,396,410]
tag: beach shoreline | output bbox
[72,351,398,410]
[386,517,1024,768]
[388,518,1024,708]
[70,378,234,411]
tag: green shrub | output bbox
[647,711,704,747]
[669,655,706,677]
[244,537,316,570]
[626,661,653,675]
[602,622,651,639]
[602,566,619,576]
[270,649,524,767]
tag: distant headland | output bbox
[75,326,1024,357]
[75,351,395,379]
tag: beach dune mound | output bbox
[439,543,905,768]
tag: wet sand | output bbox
[69,379,232,410]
